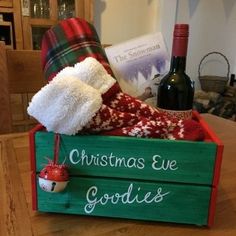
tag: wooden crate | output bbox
[29,112,223,226]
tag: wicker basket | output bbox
[198,51,230,94]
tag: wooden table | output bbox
[0,114,235,236]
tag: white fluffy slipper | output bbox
[74,57,116,94]
[27,76,102,135]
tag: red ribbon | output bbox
[53,133,60,165]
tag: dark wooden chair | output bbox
[0,42,46,134]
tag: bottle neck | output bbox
[170,56,186,73]
[170,29,188,73]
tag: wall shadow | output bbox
[93,0,107,38]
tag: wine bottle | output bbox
[157,24,194,120]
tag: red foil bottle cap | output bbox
[174,24,189,37]
[172,24,189,57]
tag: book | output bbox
[105,32,170,107]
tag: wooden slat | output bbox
[13,119,38,126]
[194,111,224,187]
[10,93,40,131]
[0,0,13,8]
[37,176,211,226]
[0,6,13,12]
[12,0,24,49]
[7,49,46,93]
[0,138,33,235]
[35,132,217,185]
[0,43,46,133]
[10,94,24,120]
[22,16,32,49]
[0,42,12,133]
[49,0,57,21]
[29,18,57,26]
[76,0,85,19]
[84,0,94,23]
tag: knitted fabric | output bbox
[101,118,205,141]
[84,105,140,132]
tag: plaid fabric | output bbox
[41,17,116,81]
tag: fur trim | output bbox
[74,57,116,94]
[27,76,102,135]
[55,66,77,80]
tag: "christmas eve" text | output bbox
[69,149,178,171]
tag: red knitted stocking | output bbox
[84,106,175,140]
[103,88,165,120]
[100,115,204,141]
[84,104,140,133]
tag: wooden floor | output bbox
[0,114,236,236]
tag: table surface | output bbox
[0,114,235,236]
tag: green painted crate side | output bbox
[35,132,217,185]
[37,177,211,226]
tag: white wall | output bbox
[94,0,161,44]
[94,0,236,88]
[176,0,236,88]
[93,0,178,55]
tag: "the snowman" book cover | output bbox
[105,32,170,107]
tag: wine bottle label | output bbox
[157,108,192,120]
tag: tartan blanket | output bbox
[41,17,116,82]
